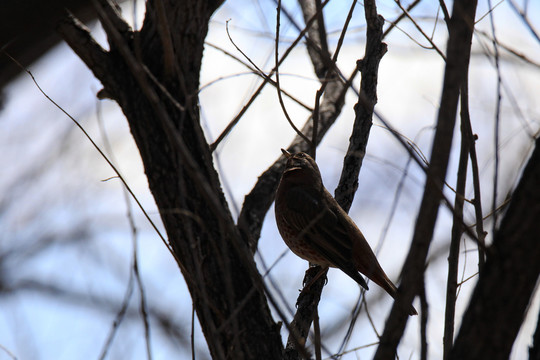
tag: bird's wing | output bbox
[285,187,369,289]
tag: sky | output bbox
[1,0,540,359]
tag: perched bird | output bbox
[275,149,417,316]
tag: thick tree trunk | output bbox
[59,1,284,359]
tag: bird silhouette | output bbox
[275,149,417,316]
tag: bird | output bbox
[275,149,417,316]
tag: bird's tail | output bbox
[350,227,417,316]
[371,271,418,316]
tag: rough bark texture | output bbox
[10,0,539,359]
[59,1,284,359]
[335,6,386,211]
[450,136,540,360]
[282,1,385,358]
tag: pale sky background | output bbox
[1,0,540,359]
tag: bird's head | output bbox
[280,149,322,185]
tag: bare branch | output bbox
[335,2,386,211]
[275,1,312,146]
[56,13,111,84]
[374,1,479,358]
[393,0,446,60]
[204,42,313,111]
[383,0,422,38]
[443,80,471,360]
[210,0,333,152]
[508,0,540,43]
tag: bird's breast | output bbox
[275,192,333,267]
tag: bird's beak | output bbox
[281,148,292,159]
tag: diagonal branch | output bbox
[284,0,385,358]
[373,1,478,358]
[60,1,285,358]
[335,2,386,211]
[443,79,471,360]
[298,0,331,79]
[57,12,112,84]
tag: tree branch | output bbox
[284,0,385,358]
[57,12,111,85]
[443,79,471,360]
[374,1,478,358]
[237,60,355,254]
[335,2,386,211]
[60,1,284,358]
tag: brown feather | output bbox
[275,150,417,316]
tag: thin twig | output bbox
[383,0,422,38]
[210,0,332,152]
[95,98,153,360]
[275,0,312,145]
[393,0,446,60]
[336,289,367,356]
[310,0,358,158]
[443,80,470,360]
[98,272,135,360]
[487,0,502,245]
[204,42,312,111]
[3,52,175,262]
[508,0,540,43]
[475,29,540,69]
[459,83,487,270]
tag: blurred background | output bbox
[1,0,539,359]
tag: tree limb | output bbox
[373,1,478,358]
[60,1,285,358]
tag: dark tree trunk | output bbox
[8,0,539,359]
[58,1,284,359]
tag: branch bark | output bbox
[283,0,385,358]
[59,1,284,358]
[443,80,470,360]
[237,2,355,253]
[335,4,386,211]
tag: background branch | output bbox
[374,1,479,358]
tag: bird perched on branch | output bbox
[275,149,417,316]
